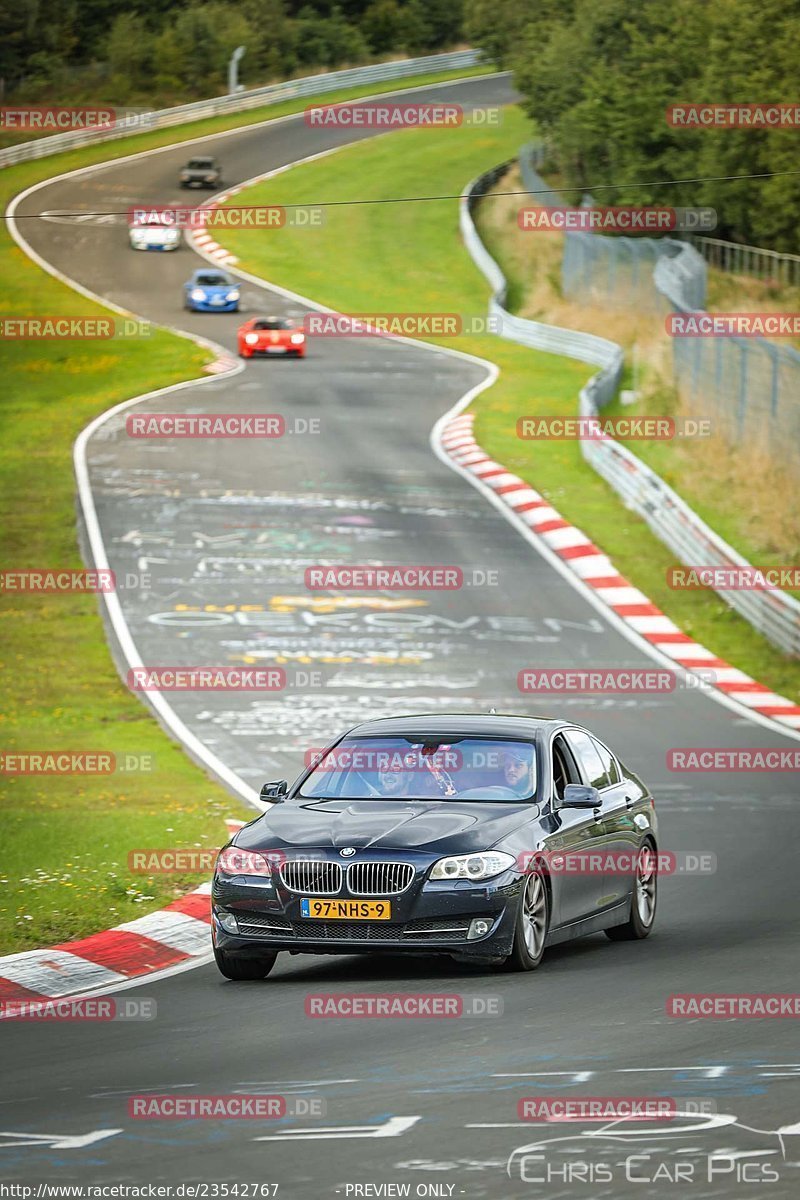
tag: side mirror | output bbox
[561,784,600,809]
[260,779,288,803]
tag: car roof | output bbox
[342,713,569,740]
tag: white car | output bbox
[129,214,181,252]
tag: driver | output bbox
[375,759,416,797]
[500,748,535,798]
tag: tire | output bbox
[506,868,550,971]
[605,842,657,941]
[214,947,277,980]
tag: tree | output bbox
[362,0,404,55]
[322,6,370,65]
[464,0,542,68]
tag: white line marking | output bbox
[0,1129,122,1150]
[254,1115,421,1141]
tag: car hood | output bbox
[237,798,539,855]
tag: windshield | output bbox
[253,317,293,330]
[299,737,537,802]
[196,273,229,286]
[187,158,213,169]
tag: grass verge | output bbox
[0,65,493,956]
[215,112,800,703]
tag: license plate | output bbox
[266,346,286,354]
[300,898,391,920]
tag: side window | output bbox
[551,734,582,799]
[564,730,610,790]
[592,738,620,785]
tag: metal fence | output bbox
[0,49,483,169]
[689,236,800,287]
[519,146,800,472]
[462,163,800,658]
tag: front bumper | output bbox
[189,298,239,312]
[239,343,304,356]
[211,869,522,959]
[131,240,180,252]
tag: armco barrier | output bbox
[462,164,800,658]
[0,50,483,168]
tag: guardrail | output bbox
[0,49,483,169]
[461,163,800,658]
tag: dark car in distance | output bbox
[211,714,659,980]
[179,155,222,188]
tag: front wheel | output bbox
[214,947,277,980]
[506,869,550,971]
[605,843,657,941]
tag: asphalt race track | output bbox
[4,74,800,1198]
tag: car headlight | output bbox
[216,846,273,879]
[244,332,259,345]
[191,289,206,301]
[226,290,240,301]
[290,333,305,345]
[430,851,516,882]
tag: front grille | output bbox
[404,917,472,942]
[292,921,406,941]
[236,913,293,937]
[346,862,415,896]
[280,860,342,895]
[233,913,487,945]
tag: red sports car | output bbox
[237,316,306,358]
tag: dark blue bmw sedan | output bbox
[211,714,659,979]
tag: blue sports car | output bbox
[183,268,240,313]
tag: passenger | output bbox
[501,748,535,798]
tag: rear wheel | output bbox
[606,842,657,941]
[214,947,277,980]
[506,869,549,971]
